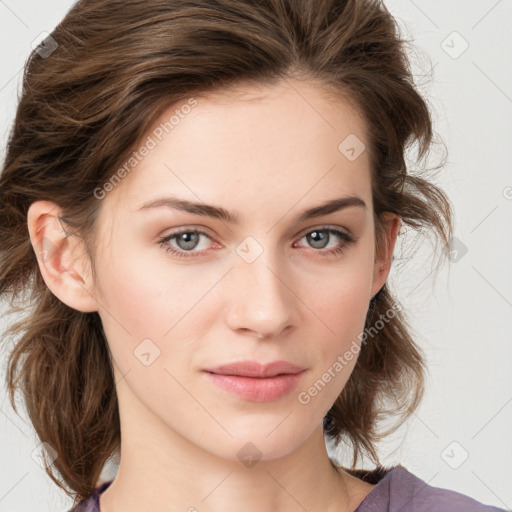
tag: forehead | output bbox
[105,78,371,220]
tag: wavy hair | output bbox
[0,0,453,502]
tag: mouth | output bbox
[203,360,305,378]
[202,360,306,402]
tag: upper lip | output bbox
[203,360,305,378]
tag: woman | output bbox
[0,0,506,511]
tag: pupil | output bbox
[308,230,328,249]
[178,232,198,250]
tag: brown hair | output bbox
[0,0,452,503]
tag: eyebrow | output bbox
[137,195,366,224]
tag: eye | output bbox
[294,227,355,257]
[157,229,214,259]
[157,226,356,259]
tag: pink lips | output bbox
[203,360,306,402]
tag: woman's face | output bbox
[88,79,398,462]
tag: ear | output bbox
[370,212,401,297]
[27,200,99,312]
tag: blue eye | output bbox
[296,228,355,257]
[157,229,209,258]
[157,227,355,259]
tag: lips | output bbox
[203,360,305,378]
[202,360,306,402]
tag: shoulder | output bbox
[67,480,113,512]
[352,465,508,512]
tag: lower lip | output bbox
[203,370,305,402]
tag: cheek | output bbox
[94,247,217,371]
[307,288,369,387]
[306,260,373,342]
[296,281,370,414]
[91,246,173,372]
[297,258,374,407]
[98,264,164,333]
[95,236,191,329]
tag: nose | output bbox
[225,250,299,340]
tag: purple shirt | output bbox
[69,464,508,511]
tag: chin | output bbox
[200,420,318,464]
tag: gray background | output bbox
[1,0,511,510]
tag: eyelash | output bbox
[157,227,355,259]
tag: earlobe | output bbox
[27,200,99,313]
[370,213,401,297]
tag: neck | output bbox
[99,381,373,512]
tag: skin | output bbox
[27,78,400,512]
